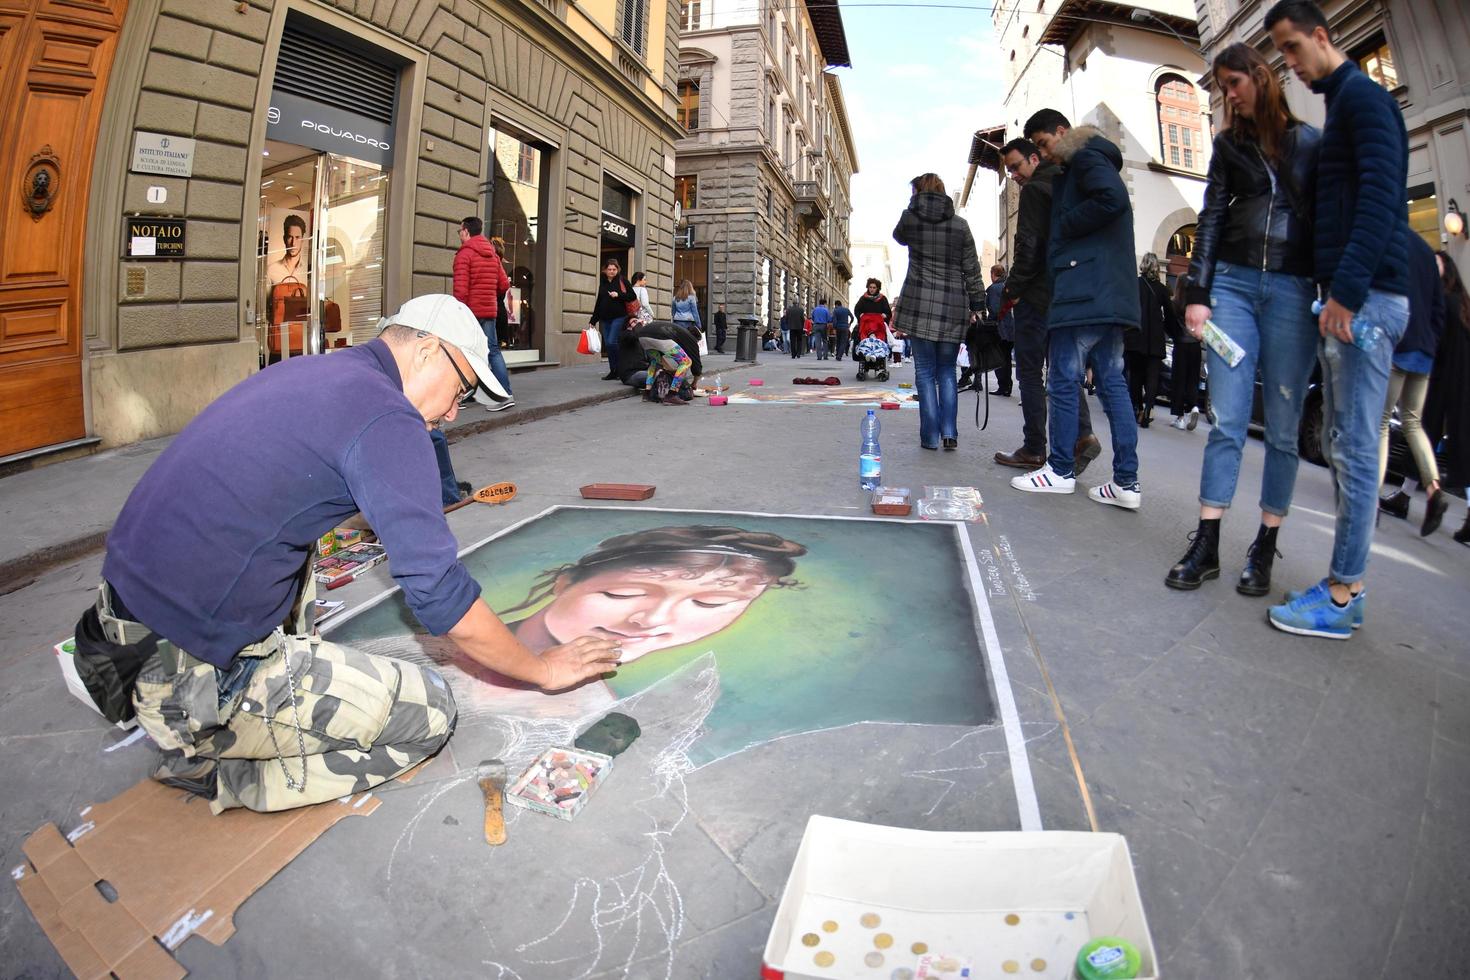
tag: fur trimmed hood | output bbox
[1052,125,1122,171]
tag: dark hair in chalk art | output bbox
[500,525,807,617]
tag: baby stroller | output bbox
[855,312,891,382]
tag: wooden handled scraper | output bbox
[478,758,507,846]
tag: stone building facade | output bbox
[1196,0,1470,262]
[965,0,1209,283]
[670,0,856,331]
[2,0,684,455]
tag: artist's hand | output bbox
[1318,297,1355,344]
[538,636,624,691]
[1184,304,1209,340]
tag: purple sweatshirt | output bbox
[103,339,480,668]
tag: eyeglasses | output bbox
[441,345,477,399]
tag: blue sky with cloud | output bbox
[838,5,1007,285]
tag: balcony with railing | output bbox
[793,180,828,228]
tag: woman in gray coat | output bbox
[893,173,987,450]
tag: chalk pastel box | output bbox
[505,747,613,821]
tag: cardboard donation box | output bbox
[762,817,1157,980]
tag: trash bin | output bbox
[736,316,759,363]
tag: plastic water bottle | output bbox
[859,410,882,489]
[713,371,724,394]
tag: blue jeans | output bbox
[1320,289,1410,582]
[601,316,627,376]
[476,318,513,395]
[812,330,828,358]
[780,327,790,352]
[1198,263,1317,515]
[1013,299,1091,455]
[429,427,460,507]
[910,337,960,446]
[1047,324,1138,484]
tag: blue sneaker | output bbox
[1283,581,1365,630]
[1268,580,1355,639]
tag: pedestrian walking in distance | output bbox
[1010,109,1142,507]
[1421,251,1470,544]
[892,172,987,451]
[1264,0,1413,639]
[1126,253,1175,428]
[1165,40,1322,595]
[1376,234,1448,536]
[590,259,638,380]
[453,216,514,410]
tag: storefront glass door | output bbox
[256,140,389,364]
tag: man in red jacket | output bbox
[454,216,514,411]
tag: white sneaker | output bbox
[1011,463,1076,494]
[486,398,515,413]
[1089,481,1141,510]
[1170,416,1189,430]
[1187,408,1199,431]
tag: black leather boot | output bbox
[1455,512,1470,546]
[1166,518,1220,590]
[1237,524,1280,597]
[1378,490,1410,520]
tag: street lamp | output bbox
[1445,199,1468,240]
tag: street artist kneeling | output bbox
[73,295,622,813]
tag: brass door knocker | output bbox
[22,146,60,220]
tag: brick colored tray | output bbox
[580,483,656,500]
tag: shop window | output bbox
[678,80,700,131]
[1354,35,1398,90]
[1406,185,1439,250]
[486,126,550,352]
[675,174,698,210]
[680,0,701,31]
[1157,74,1204,173]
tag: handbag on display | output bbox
[323,299,342,334]
[270,276,309,325]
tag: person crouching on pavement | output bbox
[635,320,698,405]
[1010,109,1142,509]
[1166,41,1321,596]
[76,295,621,812]
[1265,0,1412,639]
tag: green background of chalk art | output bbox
[328,507,994,765]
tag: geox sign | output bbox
[267,90,395,167]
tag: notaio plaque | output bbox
[124,217,186,259]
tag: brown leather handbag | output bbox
[270,276,309,325]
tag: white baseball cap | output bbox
[378,294,509,404]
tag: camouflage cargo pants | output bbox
[101,589,457,814]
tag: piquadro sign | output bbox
[266,90,394,167]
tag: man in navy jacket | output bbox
[1011,109,1142,511]
[1265,0,1412,639]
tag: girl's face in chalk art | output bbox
[542,563,772,662]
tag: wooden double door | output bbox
[0,0,128,457]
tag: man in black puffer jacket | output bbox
[1010,110,1141,510]
[994,138,1099,474]
[1265,0,1413,640]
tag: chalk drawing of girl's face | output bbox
[541,565,771,662]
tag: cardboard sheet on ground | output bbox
[726,386,919,407]
[328,506,995,767]
[14,779,380,979]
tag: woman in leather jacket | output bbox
[1166,42,1322,596]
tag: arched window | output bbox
[1156,74,1204,173]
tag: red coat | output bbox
[453,235,510,320]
